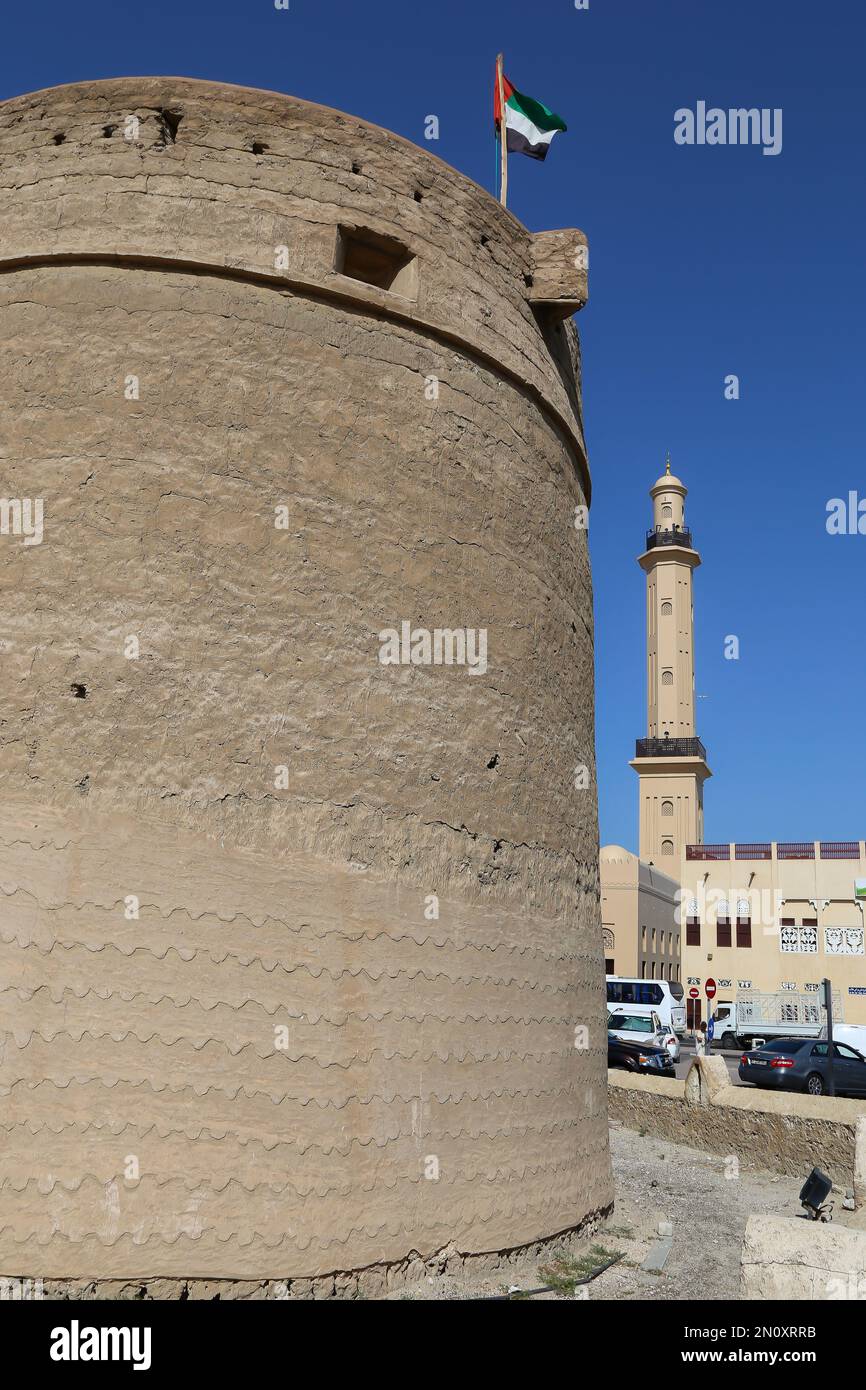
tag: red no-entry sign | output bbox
[705,978,717,1000]
[689,987,699,999]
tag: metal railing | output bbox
[645,526,693,551]
[687,840,863,862]
[819,841,862,860]
[635,736,707,760]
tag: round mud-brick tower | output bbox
[0,78,612,1294]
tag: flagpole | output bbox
[496,52,508,207]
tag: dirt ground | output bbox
[387,1119,812,1300]
[587,1120,807,1301]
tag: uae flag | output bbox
[494,72,567,160]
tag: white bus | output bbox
[605,976,686,1035]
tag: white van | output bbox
[820,1023,866,1055]
[605,976,686,1035]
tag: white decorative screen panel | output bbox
[780,926,818,953]
[825,927,865,956]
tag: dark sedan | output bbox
[608,1031,675,1075]
[738,1038,866,1096]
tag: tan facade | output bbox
[600,845,681,982]
[680,842,866,1027]
[0,77,612,1284]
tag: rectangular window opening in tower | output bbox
[335,226,418,298]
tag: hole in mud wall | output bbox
[70,683,87,699]
[53,132,66,145]
[156,109,182,144]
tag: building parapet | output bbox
[686,840,866,862]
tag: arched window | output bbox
[661,838,674,856]
[661,601,672,616]
[661,670,673,686]
[662,504,672,519]
[661,799,674,817]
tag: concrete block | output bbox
[684,1054,731,1106]
[741,1214,866,1300]
[641,1237,673,1273]
[855,1118,866,1210]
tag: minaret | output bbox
[629,455,711,865]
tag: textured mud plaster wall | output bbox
[0,78,611,1282]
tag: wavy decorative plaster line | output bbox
[8,1031,575,1068]
[0,933,574,991]
[0,1075,582,1110]
[0,1113,581,1152]
[0,882,576,962]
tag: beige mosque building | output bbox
[601,460,866,1029]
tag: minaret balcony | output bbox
[635,735,707,760]
[645,526,693,551]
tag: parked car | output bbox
[607,1030,675,1075]
[738,1037,866,1097]
[608,1011,680,1061]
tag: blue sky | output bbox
[3,0,864,849]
